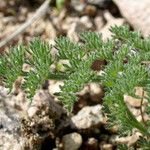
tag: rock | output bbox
[45,21,56,40]
[0,85,9,96]
[22,63,32,72]
[0,87,66,150]
[111,132,142,147]
[80,16,93,29]
[48,80,64,96]
[62,132,82,150]
[87,0,112,7]
[124,87,147,107]
[84,4,97,17]
[71,0,86,13]
[99,11,125,40]
[27,90,65,119]
[124,95,140,108]
[135,87,148,98]
[94,15,105,31]
[71,105,106,129]
[18,6,28,22]
[66,16,93,42]
[89,83,104,103]
[124,87,149,123]
[114,0,150,37]
[12,76,25,94]
[71,0,111,14]
[77,83,104,103]
[124,94,147,108]
[85,137,99,150]
[100,143,113,150]
[23,90,66,149]
[0,86,28,150]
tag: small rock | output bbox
[109,125,119,133]
[12,76,25,95]
[77,83,104,103]
[0,86,29,150]
[114,0,150,37]
[80,16,93,29]
[22,63,32,72]
[124,87,148,108]
[89,83,104,103]
[86,137,99,150]
[99,11,125,40]
[100,143,113,150]
[45,21,56,40]
[0,86,9,97]
[71,105,106,129]
[135,87,148,98]
[62,132,82,150]
[27,90,64,119]
[27,106,38,118]
[71,0,86,13]
[67,16,93,42]
[124,95,143,108]
[34,24,45,36]
[18,7,28,22]
[84,5,97,17]
[48,80,64,96]
[94,15,105,31]
[112,132,141,147]
[87,0,112,8]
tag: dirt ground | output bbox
[0,0,150,150]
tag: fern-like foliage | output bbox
[23,39,53,98]
[55,37,85,72]
[0,45,25,89]
[110,25,150,52]
[137,138,150,150]
[59,67,96,111]
[1,25,150,149]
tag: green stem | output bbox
[124,100,150,136]
[49,72,69,80]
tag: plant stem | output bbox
[140,89,147,127]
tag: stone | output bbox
[94,15,105,31]
[71,0,85,13]
[114,0,150,37]
[0,86,28,150]
[86,137,99,150]
[66,16,93,42]
[112,132,142,147]
[71,105,106,129]
[99,11,125,40]
[87,0,112,7]
[89,83,104,103]
[62,132,82,150]
[100,143,113,150]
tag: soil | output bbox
[0,0,150,150]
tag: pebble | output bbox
[62,132,82,150]
[114,0,150,37]
[87,0,111,7]
[100,143,113,150]
[86,137,99,150]
[89,83,104,103]
[71,105,106,129]
[84,5,97,17]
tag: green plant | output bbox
[56,0,65,11]
[1,25,150,149]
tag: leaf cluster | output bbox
[1,25,150,149]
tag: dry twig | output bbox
[0,0,51,49]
